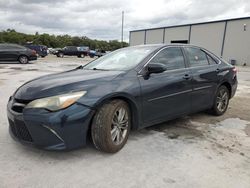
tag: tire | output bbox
[18,55,29,64]
[79,54,85,58]
[58,53,64,58]
[211,85,230,116]
[91,100,131,153]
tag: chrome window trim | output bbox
[138,46,187,74]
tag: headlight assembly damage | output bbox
[26,91,86,111]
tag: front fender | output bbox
[77,74,143,129]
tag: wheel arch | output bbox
[93,94,141,131]
[219,81,232,98]
[18,54,29,60]
[18,54,29,63]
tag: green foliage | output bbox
[0,29,129,51]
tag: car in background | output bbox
[7,44,237,152]
[78,46,89,53]
[89,49,107,58]
[55,46,88,58]
[89,50,96,58]
[50,48,62,55]
[25,44,48,58]
[95,49,106,57]
[0,43,37,64]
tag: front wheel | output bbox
[211,85,230,116]
[18,55,29,64]
[91,100,131,153]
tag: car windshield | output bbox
[83,46,158,71]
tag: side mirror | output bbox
[147,63,167,74]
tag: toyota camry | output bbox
[7,44,237,153]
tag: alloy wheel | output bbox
[19,56,28,64]
[216,88,229,112]
[111,107,129,145]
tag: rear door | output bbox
[183,47,220,112]
[66,46,77,55]
[64,47,71,55]
[139,47,193,126]
[0,45,4,60]
[0,45,18,60]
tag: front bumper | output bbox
[7,98,94,150]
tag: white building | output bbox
[129,17,250,66]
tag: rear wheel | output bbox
[18,55,29,64]
[211,85,229,116]
[91,100,131,153]
[58,53,64,58]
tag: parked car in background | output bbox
[55,46,88,58]
[78,46,89,53]
[89,50,96,58]
[50,48,62,55]
[89,49,107,58]
[0,43,37,64]
[25,44,48,58]
[7,44,237,153]
[95,49,106,57]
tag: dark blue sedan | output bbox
[7,44,237,153]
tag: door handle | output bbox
[183,74,191,80]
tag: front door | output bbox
[139,47,193,126]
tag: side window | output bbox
[150,47,185,70]
[207,54,217,65]
[185,47,209,67]
[5,45,15,50]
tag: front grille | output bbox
[9,119,33,142]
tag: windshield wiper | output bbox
[76,65,83,69]
[92,68,108,71]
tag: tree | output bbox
[0,29,129,50]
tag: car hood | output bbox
[14,69,124,100]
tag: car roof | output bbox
[133,43,202,48]
[0,43,26,48]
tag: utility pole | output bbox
[121,11,124,48]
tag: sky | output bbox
[0,0,250,41]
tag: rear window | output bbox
[185,47,209,67]
[207,55,217,65]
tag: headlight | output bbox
[26,91,86,111]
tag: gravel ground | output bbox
[0,55,250,188]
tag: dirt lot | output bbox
[0,55,250,188]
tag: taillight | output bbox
[232,67,237,73]
[232,67,237,77]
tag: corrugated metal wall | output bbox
[129,17,250,65]
[164,26,190,43]
[190,22,225,55]
[223,19,250,66]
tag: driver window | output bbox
[149,47,185,70]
